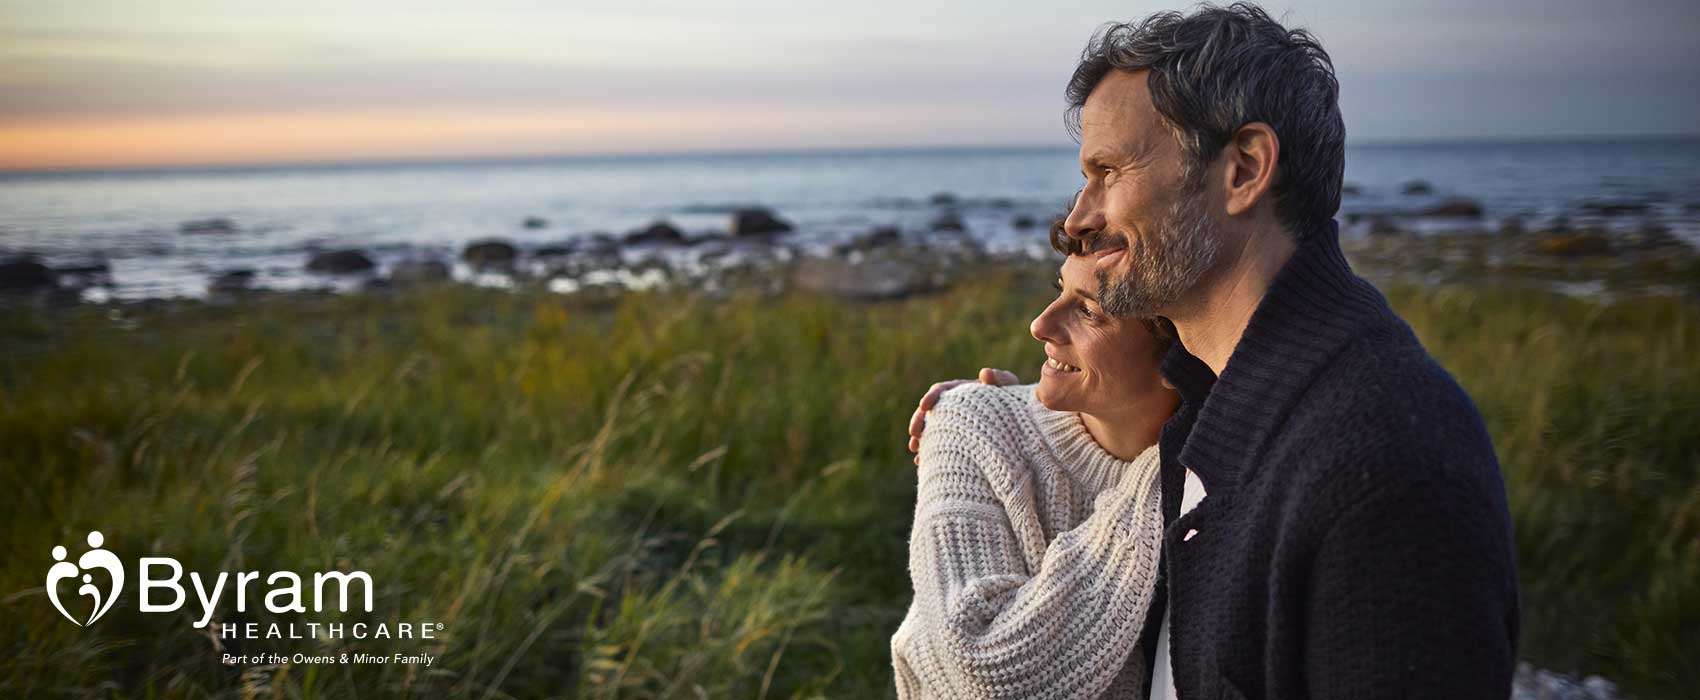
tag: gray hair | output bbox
[1064,2,1346,239]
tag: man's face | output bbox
[1064,69,1221,318]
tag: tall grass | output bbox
[1,266,1695,698]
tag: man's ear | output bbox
[1221,122,1279,218]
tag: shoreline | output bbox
[5,219,1697,315]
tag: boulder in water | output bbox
[209,269,257,294]
[623,221,686,246]
[181,218,237,234]
[462,239,519,270]
[1419,198,1484,218]
[306,249,376,274]
[0,256,58,293]
[1401,180,1433,195]
[929,211,966,233]
[835,226,902,255]
[729,208,793,237]
[1577,200,1650,217]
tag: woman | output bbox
[889,229,1180,699]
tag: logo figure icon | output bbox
[46,530,124,626]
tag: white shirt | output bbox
[1148,468,1207,700]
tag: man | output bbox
[907,4,1519,698]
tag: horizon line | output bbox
[5,132,1698,177]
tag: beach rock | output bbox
[180,218,236,235]
[1623,222,1695,254]
[523,216,549,229]
[1419,198,1484,218]
[1012,214,1037,230]
[209,269,257,294]
[835,227,902,255]
[537,234,618,258]
[1536,231,1613,257]
[623,221,686,246]
[688,232,731,247]
[930,211,967,233]
[1577,200,1650,217]
[1581,675,1619,700]
[928,192,958,207]
[1367,218,1405,237]
[1401,180,1434,195]
[390,259,450,286]
[1342,183,1362,196]
[1498,217,1526,236]
[0,256,58,293]
[462,239,519,270]
[790,255,935,301]
[729,208,793,237]
[1511,663,1621,700]
[55,261,111,275]
[306,249,376,274]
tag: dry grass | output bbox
[1,267,1694,698]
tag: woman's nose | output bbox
[1031,303,1061,344]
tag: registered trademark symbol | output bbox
[435,623,444,630]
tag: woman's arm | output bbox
[895,405,1163,700]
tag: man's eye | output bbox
[1077,303,1097,320]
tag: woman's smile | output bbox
[1044,355,1083,375]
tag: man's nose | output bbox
[1063,186,1104,241]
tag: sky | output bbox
[1,0,1697,170]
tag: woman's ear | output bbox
[1221,122,1280,218]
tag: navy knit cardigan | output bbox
[1142,221,1521,699]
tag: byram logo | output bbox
[41,530,440,643]
[46,530,124,626]
[44,529,379,631]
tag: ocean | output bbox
[3,137,1697,301]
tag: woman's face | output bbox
[1030,254,1170,415]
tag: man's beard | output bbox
[1093,167,1220,318]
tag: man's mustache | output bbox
[1082,230,1130,254]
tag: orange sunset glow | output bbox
[0,106,1011,170]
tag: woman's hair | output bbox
[1048,214,1180,353]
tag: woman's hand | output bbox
[907,367,1020,465]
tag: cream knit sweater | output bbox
[891,383,1164,700]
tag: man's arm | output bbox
[905,368,1019,464]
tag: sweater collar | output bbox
[1158,220,1387,497]
[1021,385,1162,494]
